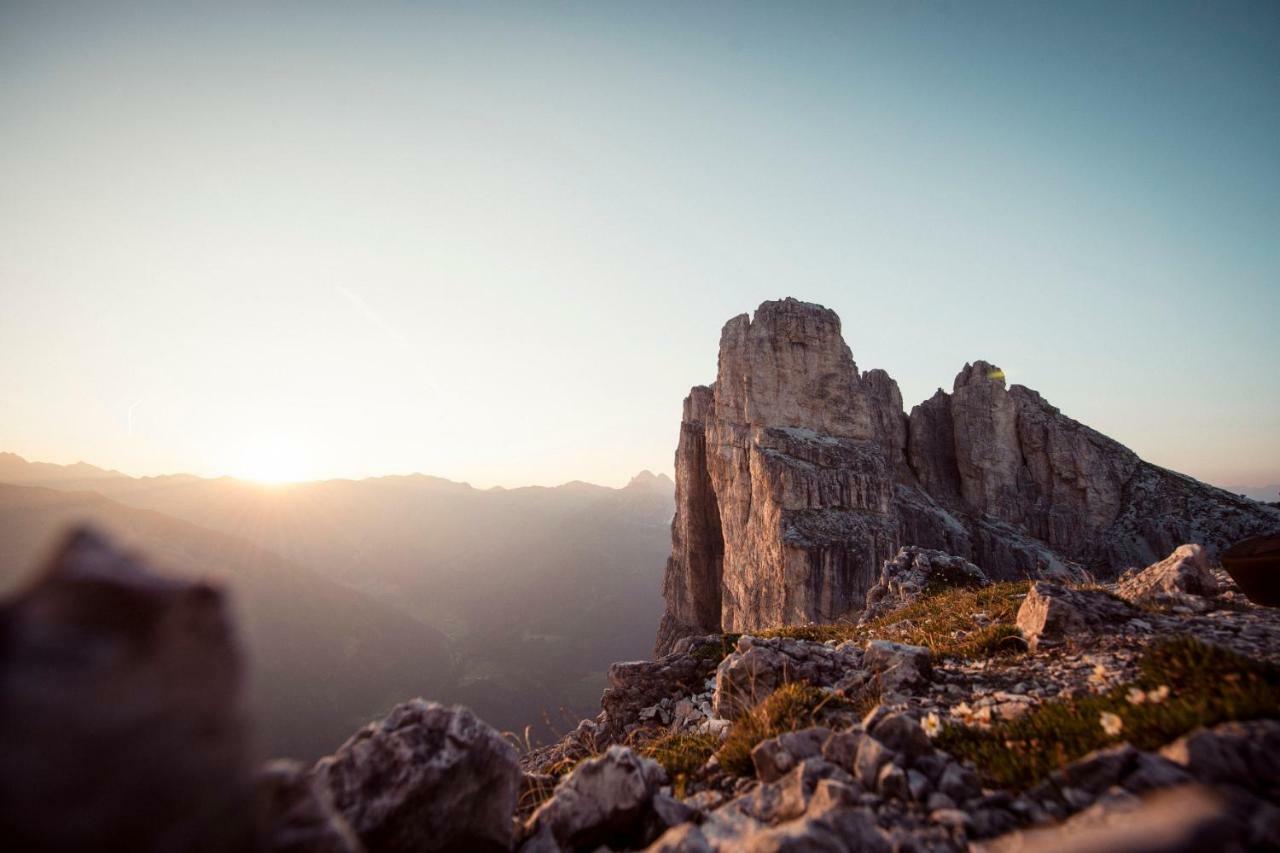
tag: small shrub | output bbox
[937,636,1280,790]
[717,682,852,776]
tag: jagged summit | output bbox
[626,470,675,491]
[656,298,1280,654]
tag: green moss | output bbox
[936,636,1280,790]
[717,682,853,777]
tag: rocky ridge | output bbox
[656,298,1279,654]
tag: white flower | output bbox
[1090,664,1108,685]
[922,712,942,738]
[1125,687,1147,705]
[1148,685,1170,704]
[951,702,973,718]
[1099,711,1124,737]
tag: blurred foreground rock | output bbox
[0,527,257,852]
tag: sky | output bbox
[1,1,1277,489]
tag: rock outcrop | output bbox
[313,700,520,853]
[657,298,1280,653]
[1116,543,1220,607]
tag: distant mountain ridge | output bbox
[0,452,675,754]
[0,480,456,761]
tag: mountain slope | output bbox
[0,482,457,761]
[0,455,676,744]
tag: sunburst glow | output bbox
[226,436,314,485]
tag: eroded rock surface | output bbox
[1117,543,1220,607]
[862,546,989,623]
[259,760,364,853]
[656,299,1280,653]
[1016,582,1138,651]
[523,746,669,852]
[313,700,520,853]
[712,634,862,719]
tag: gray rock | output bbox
[314,700,519,853]
[1159,719,1280,790]
[862,640,933,692]
[977,785,1249,853]
[605,637,726,734]
[876,763,910,800]
[524,745,667,851]
[820,731,863,773]
[862,547,989,623]
[751,727,832,783]
[1016,582,1136,651]
[1049,745,1139,799]
[867,713,931,763]
[938,763,981,805]
[1121,753,1193,794]
[0,527,257,853]
[854,737,895,788]
[713,636,860,719]
[258,760,364,853]
[907,769,931,802]
[1116,544,1220,606]
[926,792,957,812]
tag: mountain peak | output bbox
[626,470,674,491]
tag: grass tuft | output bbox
[639,731,720,797]
[716,682,852,776]
[936,636,1280,790]
[757,581,1031,661]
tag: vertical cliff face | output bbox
[655,298,1280,655]
[658,300,905,650]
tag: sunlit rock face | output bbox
[655,298,1280,654]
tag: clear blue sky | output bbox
[1,1,1277,488]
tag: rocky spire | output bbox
[655,299,1280,654]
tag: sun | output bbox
[226,436,314,485]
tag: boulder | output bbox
[866,712,931,763]
[1116,544,1220,606]
[750,727,831,783]
[1159,720,1280,791]
[862,547,989,623]
[258,760,364,853]
[713,635,861,719]
[0,527,257,853]
[523,745,667,851]
[1016,582,1136,651]
[978,785,1256,853]
[862,640,932,692]
[313,700,519,853]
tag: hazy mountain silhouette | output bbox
[0,454,674,754]
[0,481,457,761]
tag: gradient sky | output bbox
[2,1,1277,489]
